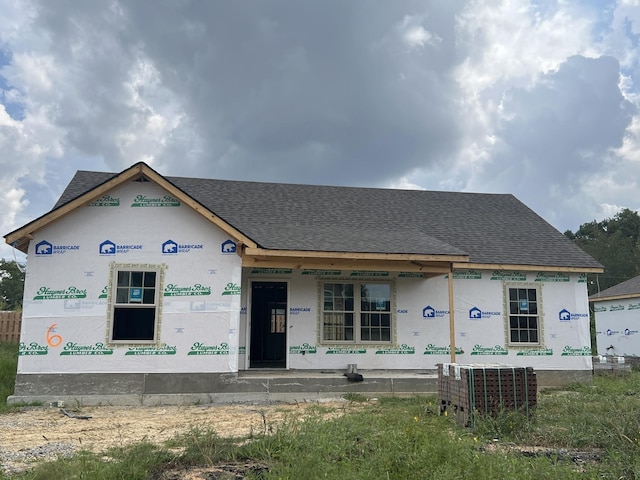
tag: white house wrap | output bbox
[591,274,640,357]
[5,162,602,404]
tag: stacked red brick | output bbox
[438,364,537,426]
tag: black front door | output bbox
[250,282,287,368]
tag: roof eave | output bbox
[590,292,639,302]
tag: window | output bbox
[270,304,286,333]
[322,282,392,343]
[507,286,540,345]
[109,265,162,343]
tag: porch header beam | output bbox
[244,247,469,263]
[242,254,452,274]
[452,262,604,274]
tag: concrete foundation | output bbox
[7,369,594,406]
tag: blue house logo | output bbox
[559,309,571,321]
[99,240,116,255]
[162,239,178,254]
[469,307,482,319]
[35,240,53,255]
[221,240,236,254]
[422,306,435,318]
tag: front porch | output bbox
[234,369,439,402]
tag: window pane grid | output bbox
[322,282,391,343]
[360,313,391,342]
[508,287,540,345]
[114,271,157,306]
[111,267,160,343]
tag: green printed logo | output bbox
[534,272,570,282]
[89,194,120,207]
[99,286,108,299]
[125,345,177,356]
[610,305,625,312]
[60,342,113,356]
[594,305,607,312]
[221,283,241,296]
[516,348,553,356]
[250,268,293,274]
[423,344,464,355]
[452,270,482,280]
[326,347,367,354]
[350,271,389,277]
[375,344,415,355]
[239,346,246,354]
[19,342,49,356]
[164,283,212,297]
[187,342,230,355]
[290,343,317,354]
[561,346,591,356]
[629,303,640,310]
[577,273,587,283]
[470,344,508,355]
[398,272,424,278]
[301,270,341,276]
[131,194,180,207]
[34,286,87,300]
[490,271,527,281]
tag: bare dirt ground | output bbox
[0,400,356,478]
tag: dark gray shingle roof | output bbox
[52,169,602,268]
[590,275,640,300]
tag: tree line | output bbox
[564,208,640,296]
[0,259,25,311]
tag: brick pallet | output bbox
[438,364,537,426]
[592,355,631,375]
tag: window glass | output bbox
[112,307,155,341]
[131,271,143,287]
[110,266,161,343]
[507,286,540,346]
[322,282,392,344]
[142,289,155,304]
[144,272,156,287]
[117,271,130,287]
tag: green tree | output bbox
[0,259,25,311]
[565,208,640,295]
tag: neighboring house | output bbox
[5,162,602,405]
[591,275,640,356]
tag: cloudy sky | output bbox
[1,0,640,261]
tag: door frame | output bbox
[247,279,289,369]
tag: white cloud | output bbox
[3,0,640,259]
[387,176,425,191]
[397,15,442,49]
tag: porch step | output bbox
[235,370,439,398]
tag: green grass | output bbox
[4,348,640,479]
[0,342,19,414]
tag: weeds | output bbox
[169,426,240,467]
[6,358,640,478]
[0,342,24,414]
[471,407,532,440]
[343,392,368,403]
